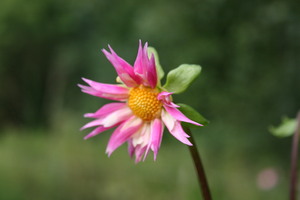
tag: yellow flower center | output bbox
[128,86,162,121]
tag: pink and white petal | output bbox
[78,83,129,101]
[106,116,143,156]
[128,139,135,158]
[141,124,151,148]
[161,109,176,131]
[84,126,111,140]
[102,47,140,87]
[158,91,172,99]
[84,103,126,118]
[101,106,133,127]
[80,118,103,130]
[163,105,203,126]
[150,119,164,160]
[169,121,193,146]
[157,92,180,108]
[80,89,128,101]
[157,91,172,101]
[161,110,192,146]
[82,78,129,94]
[134,145,147,163]
[132,124,149,147]
[145,119,164,161]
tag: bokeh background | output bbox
[0,0,299,199]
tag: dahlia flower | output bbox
[79,41,203,162]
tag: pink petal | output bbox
[80,118,103,130]
[147,53,158,88]
[170,121,192,146]
[133,40,145,77]
[134,145,147,163]
[163,105,203,126]
[106,116,143,156]
[101,107,133,127]
[146,119,164,161]
[133,41,157,88]
[161,110,192,146]
[84,106,132,130]
[78,79,129,101]
[84,126,111,140]
[132,123,150,147]
[102,46,140,87]
[84,103,126,118]
[82,78,129,94]
[151,119,164,154]
[161,109,176,131]
[157,92,179,108]
[157,91,172,100]
[81,105,132,137]
[128,140,135,158]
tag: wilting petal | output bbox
[102,46,140,87]
[163,105,203,126]
[84,126,111,140]
[106,116,143,156]
[78,78,129,101]
[84,103,126,118]
[161,110,192,146]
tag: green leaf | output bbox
[269,117,297,137]
[148,47,164,80]
[163,64,201,94]
[177,103,209,128]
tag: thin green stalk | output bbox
[290,111,300,200]
[185,127,212,200]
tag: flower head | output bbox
[79,41,203,162]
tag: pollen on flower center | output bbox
[128,86,162,121]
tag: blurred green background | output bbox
[0,0,299,199]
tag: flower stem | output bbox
[290,111,300,200]
[184,127,212,200]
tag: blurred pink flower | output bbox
[79,41,202,162]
